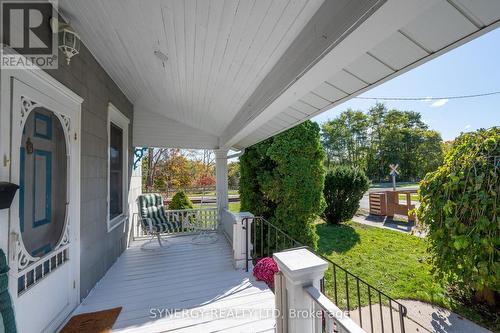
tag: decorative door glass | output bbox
[19,107,67,258]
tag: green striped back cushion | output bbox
[138,194,183,232]
[138,194,164,219]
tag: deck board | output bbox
[73,234,275,332]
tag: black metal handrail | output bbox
[243,216,408,333]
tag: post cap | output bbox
[274,248,328,284]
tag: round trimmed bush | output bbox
[323,166,369,224]
[169,190,194,210]
[417,127,499,305]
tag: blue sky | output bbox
[312,27,500,141]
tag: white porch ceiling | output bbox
[58,0,500,150]
[59,0,323,141]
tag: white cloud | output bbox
[430,99,449,107]
[422,96,433,103]
[464,124,471,130]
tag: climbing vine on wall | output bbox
[240,121,326,249]
[417,127,499,303]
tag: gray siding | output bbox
[45,46,134,299]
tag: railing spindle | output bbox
[266,225,270,257]
[357,278,362,328]
[274,228,278,251]
[345,270,350,315]
[399,304,405,333]
[333,265,338,305]
[389,299,395,333]
[260,221,264,258]
[245,218,249,273]
[253,218,257,258]
[379,292,385,333]
[368,286,374,333]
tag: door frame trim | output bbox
[0,46,82,332]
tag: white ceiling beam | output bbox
[133,105,219,149]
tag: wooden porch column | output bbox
[215,149,229,226]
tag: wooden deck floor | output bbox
[72,234,275,333]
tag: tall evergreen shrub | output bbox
[240,121,326,249]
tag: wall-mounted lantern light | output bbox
[0,182,19,210]
[51,18,81,65]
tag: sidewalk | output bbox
[351,299,493,333]
[352,211,426,238]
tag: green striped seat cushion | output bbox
[138,194,182,233]
[0,249,16,333]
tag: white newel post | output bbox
[274,249,328,333]
[127,164,142,245]
[231,212,254,270]
[215,149,229,226]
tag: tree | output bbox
[195,175,215,187]
[143,148,166,192]
[366,103,387,181]
[417,127,499,306]
[415,130,445,179]
[321,109,369,168]
[321,104,444,182]
[228,161,240,189]
[323,166,369,224]
[142,148,195,194]
[240,121,325,249]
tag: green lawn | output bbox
[183,190,239,197]
[317,221,497,331]
[397,193,419,201]
[228,202,240,212]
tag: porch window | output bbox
[107,103,129,231]
[109,124,123,219]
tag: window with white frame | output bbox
[107,103,129,231]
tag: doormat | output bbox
[60,307,122,333]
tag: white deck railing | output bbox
[131,207,218,240]
[305,285,367,333]
[274,248,366,333]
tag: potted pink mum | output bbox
[253,257,279,288]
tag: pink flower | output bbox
[253,257,279,288]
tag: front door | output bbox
[2,73,81,333]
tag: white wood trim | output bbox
[107,103,130,232]
[0,59,82,332]
[1,45,84,106]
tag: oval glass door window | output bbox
[19,107,68,256]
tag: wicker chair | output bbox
[137,193,182,249]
